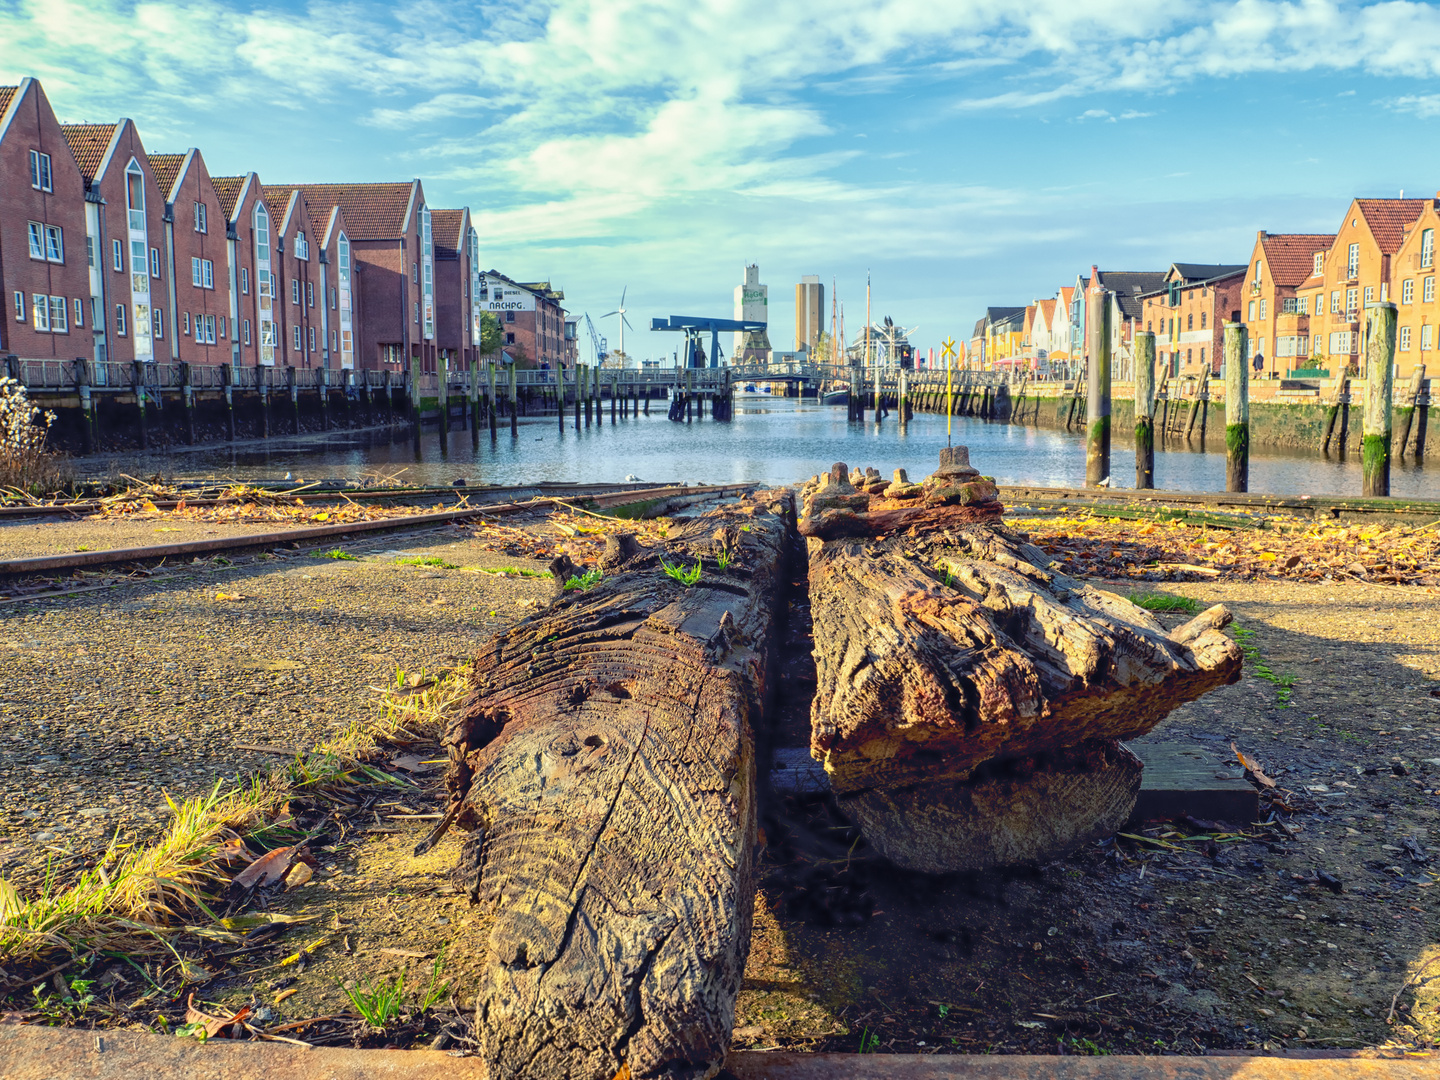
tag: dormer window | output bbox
[1313,252,1324,276]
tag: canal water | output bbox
[79,394,1436,499]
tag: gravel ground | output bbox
[0,517,303,559]
[0,525,554,888]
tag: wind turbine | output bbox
[602,287,633,366]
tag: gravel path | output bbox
[0,525,552,887]
[0,517,305,559]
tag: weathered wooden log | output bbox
[804,450,1242,872]
[442,493,793,1080]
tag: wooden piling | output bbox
[1363,302,1397,497]
[222,364,235,441]
[488,362,498,442]
[1085,286,1112,487]
[437,354,449,441]
[74,360,95,455]
[1417,375,1430,462]
[1321,374,1345,454]
[319,366,331,432]
[1396,363,1425,458]
[131,361,149,450]
[470,357,481,446]
[509,361,518,439]
[1134,331,1156,490]
[179,362,196,445]
[1338,377,1351,455]
[1224,321,1248,493]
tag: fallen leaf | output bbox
[185,993,250,1038]
[390,754,434,774]
[1231,741,1276,787]
[215,839,256,865]
[233,845,296,889]
[284,863,314,889]
[216,912,317,932]
[274,988,299,1005]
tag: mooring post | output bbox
[898,367,908,432]
[258,366,270,439]
[437,353,449,442]
[1223,320,1249,492]
[487,361,498,442]
[509,361,518,438]
[220,363,235,441]
[1363,301,1398,497]
[408,357,421,450]
[1085,286,1112,487]
[287,365,300,435]
[1397,363,1425,459]
[574,365,582,431]
[129,360,148,450]
[1417,373,1430,462]
[318,366,331,432]
[1135,331,1156,490]
[178,361,195,445]
[72,359,94,455]
[469,356,481,446]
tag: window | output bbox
[1331,291,1341,314]
[1186,348,1192,364]
[1347,242,1359,277]
[12,292,22,321]
[31,294,48,332]
[73,298,83,328]
[505,310,515,323]
[1145,320,1151,332]
[48,296,67,333]
[192,258,213,289]
[1313,252,1324,275]
[1187,313,1193,330]
[112,239,124,271]
[1281,297,1299,314]
[203,315,216,345]
[27,222,43,260]
[1365,285,1376,304]
[1259,299,1267,320]
[1329,330,1355,354]
[1298,296,1308,314]
[85,236,95,268]
[1200,311,1207,328]
[293,325,301,350]
[295,233,309,260]
[183,312,191,335]
[153,307,163,339]
[241,267,250,295]
[125,162,145,232]
[291,279,300,305]
[194,201,207,233]
[505,331,515,345]
[192,258,202,287]
[414,301,419,324]
[1427,278,1436,304]
[1400,326,1412,351]
[308,326,315,351]
[1200,347,1206,365]
[1346,287,1359,314]
[115,304,126,335]
[218,316,225,339]
[306,281,313,307]
[243,319,251,346]
[1424,325,1434,351]
[331,329,336,350]
[412,262,417,283]
[330,287,336,310]
[1247,300,1256,321]
[29,149,52,191]
[1253,260,1262,285]
[1424,229,1435,270]
[1403,280,1414,304]
[202,260,213,289]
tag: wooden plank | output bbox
[1126,736,1260,824]
[442,494,794,1080]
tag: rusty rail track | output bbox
[0,483,756,577]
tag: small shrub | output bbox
[342,976,404,1029]
[322,549,357,560]
[0,377,65,493]
[1131,592,1200,613]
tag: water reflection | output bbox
[78,396,1435,499]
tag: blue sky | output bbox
[6,0,1440,362]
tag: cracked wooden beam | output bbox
[442,493,794,1080]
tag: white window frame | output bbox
[308,325,315,351]
[150,248,160,278]
[1313,252,1324,275]
[183,311,191,335]
[48,296,67,333]
[306,281,313,307]
[1347,242,1360,277]
[291,279,300,305]
[202,259,214,289]
[1423,324,1434,352]
[1365,285,1376,304]
[112,239,124,272]
[32,293,49,332]
[1400,326,1412,351]
[1403,280,1414,304]
[13,291,23,321]
[243,319,251,346]
[192,257,202,287]
[241,267,249,295]
[194,201,207,234]
[27,222,43,260]
[1346,287,1359,314]
[115,304,127,336]
[204,314,217,345]
[1424,229,1435,270]
[1427,278,1436,304]
[293,324,301,350]
[41,224,61,261]
[29,150,52,192]
[153,307,163,340]
[73,297,84,328]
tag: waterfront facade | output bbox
[1138,263,1246,381]
[1238,235,1333,378]
[0,76,567,377]
[480,271,568,368]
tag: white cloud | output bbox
[1390,93,1440,118]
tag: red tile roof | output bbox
[211,175,247,219]
[1259,233,1335,288]
[148,153,186,199]
[284,182,415,239]
[261,186,301,228]
[430,208,465,258]
[0,86,16,120]
[1356,199,1429,254]
[1035,297,1055,330]
[60,123,117,179]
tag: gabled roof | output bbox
[60,123,118,180]
[1170,263,1247,283]
[284,181,418,239]
[0,86,16,118]
[517,279,563,302]
[1094,270,1167,319]
[211,174,249,219]
[986,305,1025,325]
[1355,199,1429,255]
[972,317,987,339]
[1058,286,1075,309]
[1256,235,1334,287]
[1035,297,1056,331]
[261,186,304,234]
[430,208,466,259]
[148,153,186,201]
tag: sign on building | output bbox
[481,276,536,313]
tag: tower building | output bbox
[795,274,824,354]
[732,263,771,363]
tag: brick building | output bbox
[481,272,568,368]
[151,150,231,366]
[1302,198,1428,378]
[211,173,281,368]
[1138,263,1246,379]
[60,118,172,369]
[289,181,429,374]
[430,207,482,371]
[1391,200,1440,378]
[312,200,356,370]
[262,186,326,369]
[1238,232,1334,378]
[0,80,93,364]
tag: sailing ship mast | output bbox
[864,272,871,369]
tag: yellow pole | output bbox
[942,336,956,446]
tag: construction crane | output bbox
[582,313,608,366]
